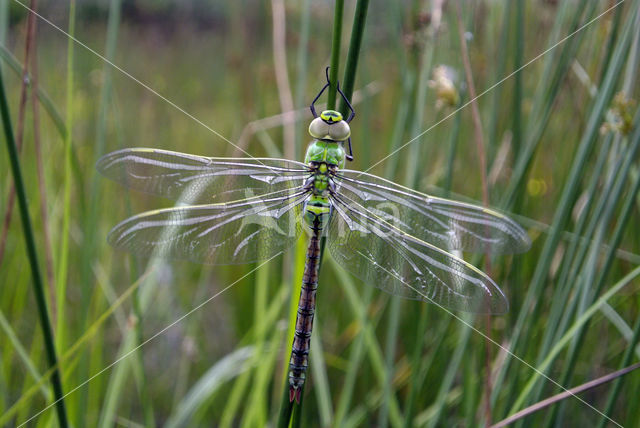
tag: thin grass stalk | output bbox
[309,330,333,425]
[512,0,524,164]
[492,3,636,412]
[455,0,489,207]
[56,0,75,355]
[0,0,7,48]
[0,310,49,399]
[443,93,464,197]
[0,46,66,139]
[403,0,441,188]
[454,2,495,424]
[293,0,311,161]
[0,55,69,428]
[597,2,624,84]
[384,73,414,180]
[487,1,511,161]
[378,295,400,428]
[287,4,310,419]
[493,362,640,428]
[277,235,306,428]
[271,0,295,159]
[241,259,270,427]
[27,0,56,321]
[381,0,413,180]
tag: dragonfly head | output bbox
[309,111,351,142]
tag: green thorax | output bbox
[304,140,346,169]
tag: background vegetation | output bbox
[1,0,639,426]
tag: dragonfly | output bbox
[97,70,530,403]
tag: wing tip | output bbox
[512,229,532,254]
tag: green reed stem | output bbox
[0,57,68,428]
[487,0,511,162]
[339,0,369,117]
[326,0,344,110]
[56,0,75,355]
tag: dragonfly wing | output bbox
[333,170,530,254]
[108,189,308,265]
[328,193,508,314]
[97,148,311,204]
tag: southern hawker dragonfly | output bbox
[97,73,530,403]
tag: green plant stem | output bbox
[0,58,68,428]
[339,0,369,116]
[327,0,344,110]
[487,0,511,161]
[56,0,75,354]
[276,380,294,428]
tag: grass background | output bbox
[1,0,639,426]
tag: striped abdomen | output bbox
[288,229,321,403]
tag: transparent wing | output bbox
[108,188,308,265]
[332,170,530,254]
[328,192,507,314]
[97,148,311,204]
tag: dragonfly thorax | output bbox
[304,140,346,169]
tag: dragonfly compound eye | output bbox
[309,117,329,139]
[328,120,351,142]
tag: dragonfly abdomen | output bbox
[288,229,321,403]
